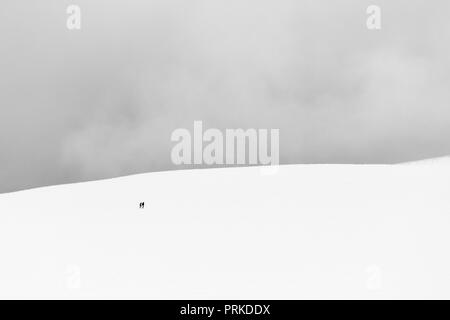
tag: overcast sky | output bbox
[1,0,450,192]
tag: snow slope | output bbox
[1,163,450,299]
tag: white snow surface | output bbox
[1,163,450,299]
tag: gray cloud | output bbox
[1,0,450,192]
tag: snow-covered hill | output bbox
[1,163,450,299]
[403,156,450,165]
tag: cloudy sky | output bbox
[1,0,449,192]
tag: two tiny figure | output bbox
[139,202,145,209]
